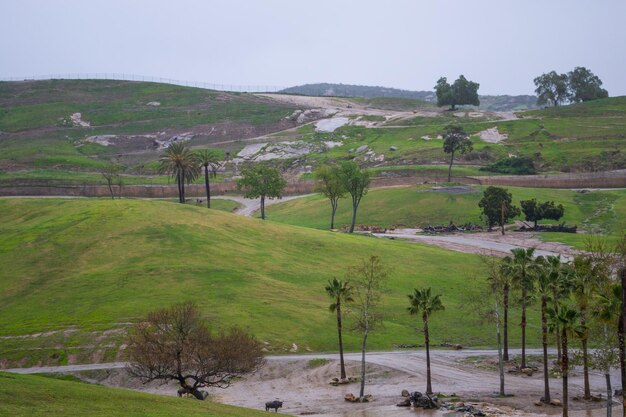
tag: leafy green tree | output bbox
[442,125,473,182]
[534,71,569,107]
[325,278,353,380]
[434,75,480,110]
[407,287,444,395]
[314,164,346,229]
[520,199,565,229]
[196,148,224,209]
[567,67,608,103]
[348,255,389,401]
[503,248,537,369]
[338,161,370,233]
[549,305,584,417]
[158,143,200,203]
[237,164,287,220]
[478,186,520,235]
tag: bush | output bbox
[480,157,536,175]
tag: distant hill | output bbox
[280,83,539,111]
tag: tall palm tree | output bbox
[408,287,445,395]
[489,261,513,361]
[549,305,583,417]
[595,282,621,417]
[196,149,223,208]
[158,143,199,203]
[325,278,353,380]
[535,255,558,403]
[504,247,537,369]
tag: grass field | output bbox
[0,198,543,367]
[0,372,267,417]
[267,185,626,249]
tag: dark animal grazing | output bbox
[265,400,283,412]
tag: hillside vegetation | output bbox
[267,185,626,248]
[0,79,301,185]
[0,198,543,368]
[0,372,267,417]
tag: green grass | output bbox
[0,372,268,417]
[267,185,626,248]
[0,198,542,367]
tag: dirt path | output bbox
[374,229,578,260]
[6,349,616,417]
[214,194,312,217]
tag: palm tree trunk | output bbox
[495,299,505,396]
[521,287,527,369]
[553,293,562,363]
[606,372,612,417]
[617,268,626,417]
[562,330,569,417]
[181,172,186,203]
[359,329,368,400]
[447,151,454,183]
[336,302,346,380]
[424,313,433,395]
[541,296,551,402]
[260,195,266,220]
[204,165,211,208]
[177,171,183,203]
[582,328,590,399]
[503,284,509,361]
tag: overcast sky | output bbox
[1,0,625,95]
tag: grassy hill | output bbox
[0,372,266,417]
[0,79,302,185]
[267,185,626,249]
[0,197,542,368]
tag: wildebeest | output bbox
[265,400,283,412]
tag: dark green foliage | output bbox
[567,67,608,103]
[520,199,564,228]
[237,164,287,219]
[534,71,569,107]
[435,75,480,110]
[338,161,370,233]
[478,186,520,234]
[480,157,536,175]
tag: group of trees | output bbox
[478,186,565,234]
[325,256,444,400]
[158,143,224,207]
[434,75,480,110]
[534,67,608,107]
[486,240,626,417]
[314,161,370,232]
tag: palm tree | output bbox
[408,287,445,395]
[535,255,558,403]
[549,305,583,417]
[489,261,513,361]
[196,149,223,208]
[505,247,538,369]
[158,143,199,203]
[325,278,353,380]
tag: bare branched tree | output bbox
[126,302,264,399]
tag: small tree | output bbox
[407,287,444,395]
[196,148,224,209]
[101,164,122,199]
[567,66,608,103]
[338,161,370,233]
[237,164,287,220]
[534,71,569,107]
[442,125,473,182]
[314,164,346,230]
[348,255,389,401]
[520,199,565,229]
[127,302,264,399]
[325,278,353,380]
[434,75,480,110]
[478,186,520,235]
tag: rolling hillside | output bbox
[0,198,541,368]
